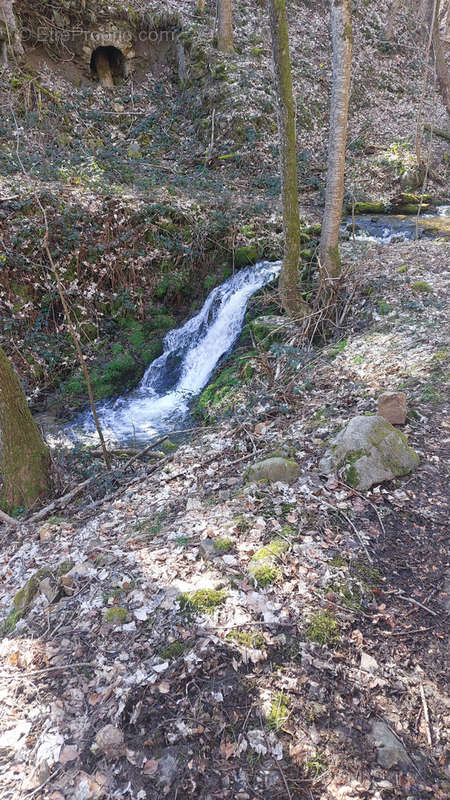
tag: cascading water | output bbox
[75,260,281,444]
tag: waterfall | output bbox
[76,260,281,444]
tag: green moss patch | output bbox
[104,606,128,625]
[267,692,290,731]
[226,629,265,649]
[179,589,227,614]
[213,537,234,553]
[306,612,340,646]
[249,539,289,587]
[411,281,433,293]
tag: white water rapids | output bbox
[75,260,281,444]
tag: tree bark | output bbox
[267,0,310,320]
[217,0,234,53]
[428,0,450,118]
[319,0,352,283]
[0,346,52,512]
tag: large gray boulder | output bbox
[246,457,300,486]
[319,415,419,491]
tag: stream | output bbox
[74,260,281,445]
[70,208,448,446]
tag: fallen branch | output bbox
[0,508,20,527]
[27,475,96,523]
[424,122,450,141]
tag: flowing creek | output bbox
[73,260,281,445]
[68,207,448,446]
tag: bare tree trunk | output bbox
[429,0,450,118]
[384,0,401,41]
[0,346,52,512]
[267,0,310,320]
[0,0,23,60]
[217,0,234,53]
[319,0,352,283]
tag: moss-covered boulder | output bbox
[246,457,300,486]
[319,415,419,491]
[347,201,386,214]
[234,246,261,268]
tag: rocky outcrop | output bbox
[319,415,419,491]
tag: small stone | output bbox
[377,391,407,425]
[246,457,300,486]
[39,523,53,542]
[93,725,125,760]
[370,720,410,769]
[59,745,79,764]
[360,651,379,674]
[199,539,217,560]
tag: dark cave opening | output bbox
[90,45,126,86]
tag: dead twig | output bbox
[397,593,438,617]
[318,496,373,564]
[419,683,432,746]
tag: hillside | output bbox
[0,0,448,409]
[0,2,449,799]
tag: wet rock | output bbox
[246,457,300,486]
[93,725,125,760]
[319,415,419,491]
[377,391,407,425]
[370,720,410,769]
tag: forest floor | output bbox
[0,238,449,800]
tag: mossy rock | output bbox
[246,457,300,486]
[3,561,74,633]
[319,415,419,490]
[234,245,261,268]
[347,201,386,214]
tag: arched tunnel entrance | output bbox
[90,45,126,87]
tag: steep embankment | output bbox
[0,239,448,799]
[0,0,448,411]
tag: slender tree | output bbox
[0,346,52,512]
[217,0,234,53]
[267,0,310,320]
[428,0,450,118]
[319,0,352,283]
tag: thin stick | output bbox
[419,683,432,745]
[123,435,168,469]
[44,243,111,471]
[337,479,386,535]
[397,593,438,617]
[318,496,373,564]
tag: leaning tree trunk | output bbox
[267,0,310,320]
[319,0,352,283]
[0,346,52,512]
[429,0,450,118]
[217,0,234,53]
